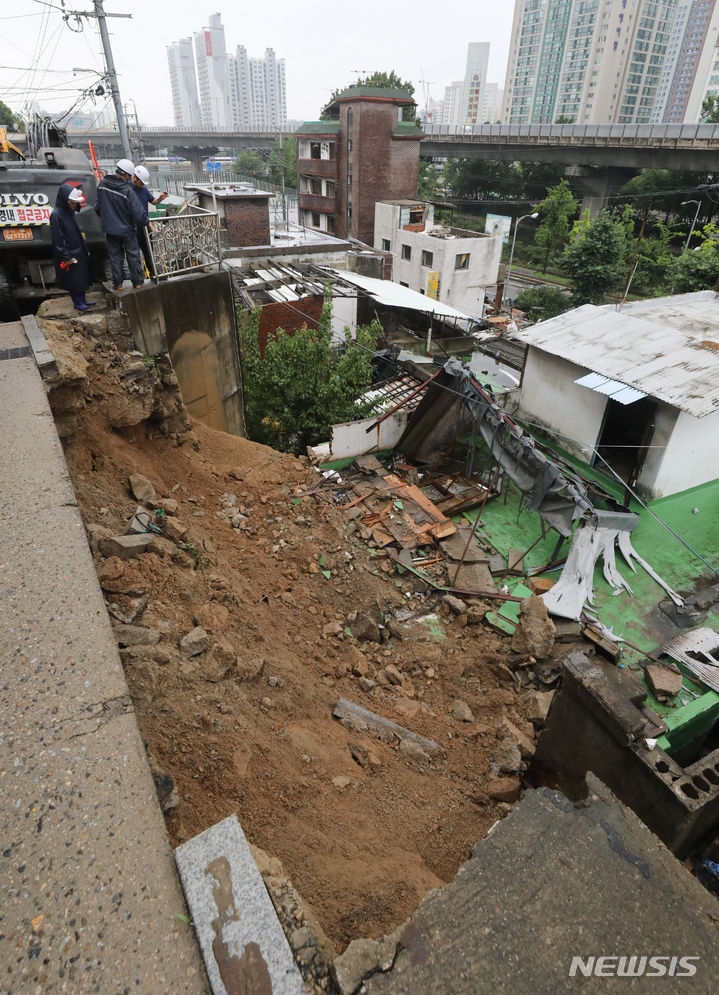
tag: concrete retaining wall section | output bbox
[120,271,245,437]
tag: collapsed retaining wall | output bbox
[119,271,245,437]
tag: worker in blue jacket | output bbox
[49,182,95,313]
[132,164,168,279]
[94,158,146,291]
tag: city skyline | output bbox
[0,1,514,127]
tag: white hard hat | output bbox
[134,165,150,184]
[67,187,85,203]
[116,158,135,176]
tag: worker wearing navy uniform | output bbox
[49,182,96,313]
[95,157,146,291]
[131,164,168,279]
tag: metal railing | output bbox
[147,205,221,280]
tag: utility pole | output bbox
[61,2,132,159]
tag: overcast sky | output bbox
[2,1,515,127]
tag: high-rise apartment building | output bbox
[441,82,464,125]
[169,14,287,131]
[167,38,202,128]
[653,0,719,121]
[503,0,682,126]
[482,83,504,122]
[462,43,491,125]
[194,13,233,129]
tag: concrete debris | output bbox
[486,777,521,803]
[511,595,555,658]
[645,664,684,701]
[451,700,474,723]
[493,736,523,774]
[333,698,441,756]
[112,622,161,647]
[525,689,555,726]
[180,626,211,657]
[500,718,536,759]
[164,517,188,543]
[128,472,157,505]
[350,611,381,643]
[103,533,152,560]
[398,738,434,768]
[332,934,399,995]
[175,815,305,995]
[157,497,179,515]
[332,775,351,789]
[443,595,467,615]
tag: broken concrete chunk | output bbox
[351,611,381,643]
[128,472,157,505]
[175,815,305,995]
[493,736,523,774]
[112,622,161,648]
[103,533,151,560]
[486,776,521,803]
[194,602,229,634]
[511,595,555,658]
[399,738,433,768]
[333,698,441,756]
[646,664,683,701]
[500,718,536,759]
[332,935,399,995]
[180,626,211,657]
[451,700,474,723]
[156,498,178,515]
[525,689,555,726]
[164,517,188,543]
[443,595,467,615]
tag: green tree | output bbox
[555,114,575,124]
[568,208,592,245]
[629,219,679,296]
[268,138,296,188]
[321,71,416,121]
[418,159,441,200]
[514,285,571,322]
[667,224,719,292]
[701,95,719,123]
[0,100,24,132]
[233,149,265,176]
[562,210,631,304]
[534,179,578,272]
[237,285,381,454]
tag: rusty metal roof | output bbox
[512,292,719,418]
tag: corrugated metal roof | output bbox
[513,292,719,418]
[327,270,478,323]
[574,373,646,405]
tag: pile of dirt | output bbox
[39,302,558,958]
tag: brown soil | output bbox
[45,305,537,952]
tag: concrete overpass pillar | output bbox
[566,166,637,217]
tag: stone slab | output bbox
[0,321,206,993]
[20,313,58,378]
[175,815,306,995]
[358,776,719,994]
[105,532,152,559]
[333,697,441,754]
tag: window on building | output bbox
[421,249,433,267]
[400,281,409,287]
[382,239,391,252]
[310,178,322,195]
[455,253,470,270]
[401,244,412,261]
[312,212,321,228]
[327,215,336,234]
[310,142,322,160]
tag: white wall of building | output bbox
[441,82,464,125]
[374,201,502,317]
[647,407,719,496]
[518,349,608,460]
[462,42,490,125]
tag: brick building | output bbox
[185,183,271,249]
[296,86,423,246]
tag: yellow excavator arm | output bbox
[0,127,26,160]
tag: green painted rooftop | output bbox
[295,121,341,135]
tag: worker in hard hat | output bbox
[94,158,146,291]
[132,164,168,279]
[50,182,96,312]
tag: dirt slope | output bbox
[39,302,541,952]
